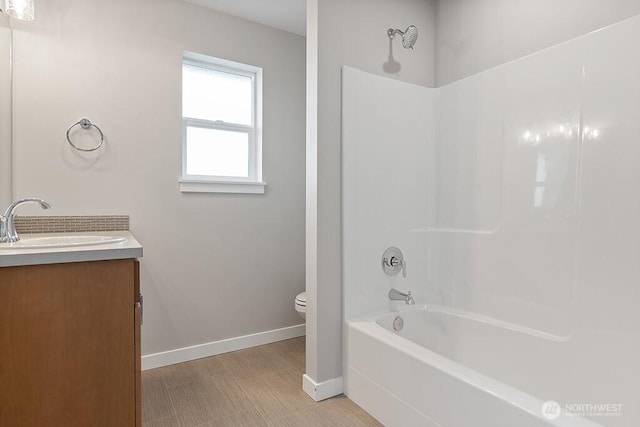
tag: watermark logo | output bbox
[542,401,623,419]
[542,401,561,420]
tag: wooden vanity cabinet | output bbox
[0,259,141,427]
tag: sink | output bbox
[0,235,128,250]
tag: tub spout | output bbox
[389,289,414,305]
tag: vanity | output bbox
[0,231,143,427]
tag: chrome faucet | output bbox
[382,247,406,278]
[0,198,52,243]
[389,289,415,305]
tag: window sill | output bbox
[179,179,266,194]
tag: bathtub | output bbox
[344,306,602,427]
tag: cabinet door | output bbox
[0,259,136,427]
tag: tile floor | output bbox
[142,337,382,426]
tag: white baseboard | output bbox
[302,374,344,401]
[142,324,305,371]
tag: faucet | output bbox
[389,289,415,305]
[382,247,406,278]
[0,198,52,243]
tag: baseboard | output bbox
[302,374,344,401]
[142,324,305,371]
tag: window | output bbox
[180,52,264,194]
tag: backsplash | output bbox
[15,215,129,234]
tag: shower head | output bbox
[387,25,418,49]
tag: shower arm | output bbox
[387,28,404,39]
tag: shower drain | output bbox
[393,316,404,331]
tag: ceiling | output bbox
[184,0,307,36]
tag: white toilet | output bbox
[294,292,306,320]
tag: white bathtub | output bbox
[344,306,602,427]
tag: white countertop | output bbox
[0,231,143,267]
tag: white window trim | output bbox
[180,51,264,194]
[178,180,266,194]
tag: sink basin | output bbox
[0,235,128,250]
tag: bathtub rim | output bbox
[369,304,572,343]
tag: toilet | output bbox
[294,292,306,320]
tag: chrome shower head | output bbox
[387,25,418,49]
[402,25,418,49]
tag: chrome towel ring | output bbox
[66,118,104,152]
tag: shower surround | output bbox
[342,15,640,427]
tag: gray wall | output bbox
[10,0,306,357]
[307,0,436,384]
[435,0,640,85]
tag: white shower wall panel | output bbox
[434,16,640,425]
[573,16,640,423]
[342,67,436,321]
[434,70,505,232]
[432,17,640,424]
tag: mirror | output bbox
[0,18,10,209]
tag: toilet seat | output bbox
[295,292,306,320]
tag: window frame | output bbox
[180,51,264,194]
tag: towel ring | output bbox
[66,118,104,152]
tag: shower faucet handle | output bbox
[388,256,406,278]
[382,247,406,278]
